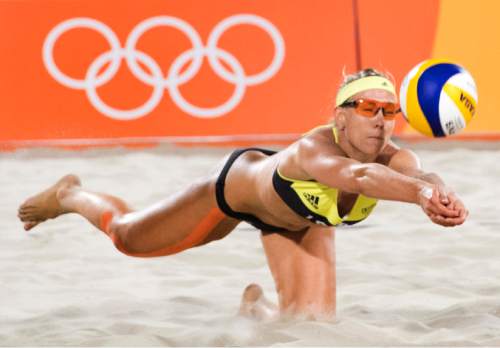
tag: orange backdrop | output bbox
[1,0,357,147]
[0,0,493,149]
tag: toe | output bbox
[19,215,34,223]
[18,210,32,221]
[19,205,34,214]
[24,221,41,231]
[19,211,39,222]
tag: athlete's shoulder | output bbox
[376,140,401,164]
[384,142,421,171]
[302,124,334,138]
[299,124,343,156]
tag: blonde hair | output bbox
[340,67,394,91]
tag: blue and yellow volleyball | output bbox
[399,59,478,137]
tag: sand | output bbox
[1,144,500,346]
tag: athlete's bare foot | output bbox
[238,283,278,321]
[18,174,81,231]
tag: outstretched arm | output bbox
[388,148,468,226]
[297,139,463,226]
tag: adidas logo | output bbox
[303,193,320,209]
[361,203,376,215]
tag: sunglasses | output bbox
[340,99,402,120]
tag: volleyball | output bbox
[399,59,478,137]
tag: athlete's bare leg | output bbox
[18,174,239,257]
[18,174,82,231]
[244,226,336,319]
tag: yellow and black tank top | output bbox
[272,126,378,226]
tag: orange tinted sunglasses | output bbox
[340,98,402,120]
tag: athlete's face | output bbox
[336,89,398,155]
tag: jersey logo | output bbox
[361,203,376,215]
[302,192,320,209]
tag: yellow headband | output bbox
[335,76,396,107]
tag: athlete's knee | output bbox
[106,213,175,256]
[101,212,139,254]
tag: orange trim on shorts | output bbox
[99,208,226,258]
[100,211,114,234]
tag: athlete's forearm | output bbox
[351,163,431,204]
[413,171,446,186]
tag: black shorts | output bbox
[215,147,285,232]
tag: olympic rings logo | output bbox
[42,15,285,120]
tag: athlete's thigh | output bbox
[261,226,335,269]
[120,177,233,250]
[198,215,241,245]
[260,226,336,310]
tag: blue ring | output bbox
[417,63,462,137]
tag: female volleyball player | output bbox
[18,68,468,320]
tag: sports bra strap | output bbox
[332,125,339,144]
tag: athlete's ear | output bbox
[334,107,347,131]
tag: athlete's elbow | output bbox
[340,164,366,193]
[349,164,379,195]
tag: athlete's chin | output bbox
[362,137,386,153]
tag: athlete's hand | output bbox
[418,185,465,227]
[432,190,468,226]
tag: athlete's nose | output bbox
[374,108,385,127]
